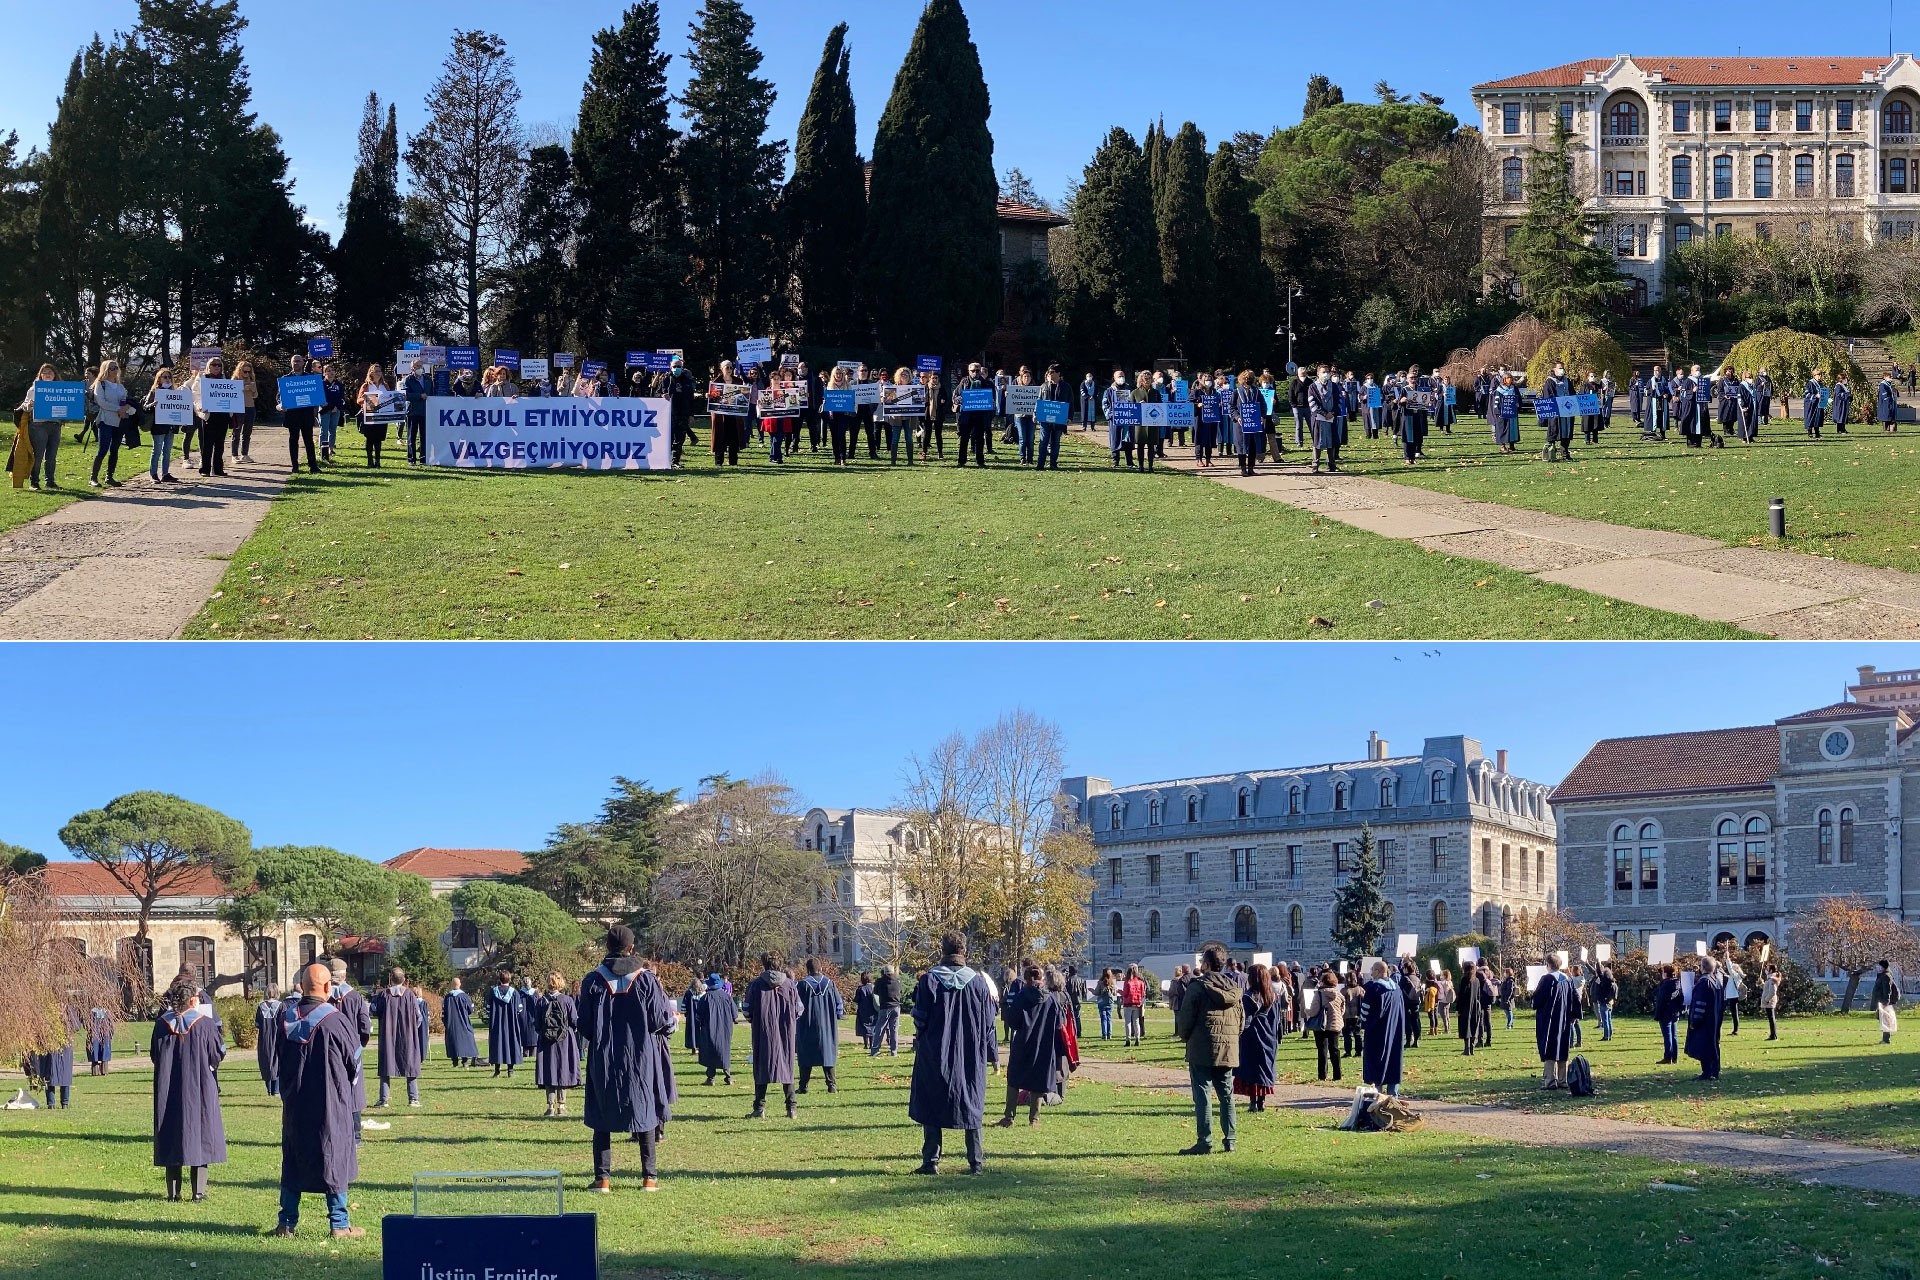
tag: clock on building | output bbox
[1822,729,1853,760]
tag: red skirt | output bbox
[1233,1079,1274,1099]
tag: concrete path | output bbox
[1155,449,1920,639]
[0,427,288,639]
[1074,1057,1920,1196]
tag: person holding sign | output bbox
[356,365,394,468]
[954,363,995,468]
[319,364,346,461]
[1538,362,1574,463]
[14,364,71,489]
[1652,964,1684,1063]
[229,361,259,463]
[190,356,240,478]
[1035,365,1070,470]
[84,361,130,488]
[1307,365,1343,474]
[1102,371,1134,468]
[1532,953,1577,1089]
[1490,373,1520,452]
[143,368,187,483]
[279,354,321,475]
[403,363,431,466]
[822,367,857,467]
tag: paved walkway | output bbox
[1074,1057,1920,1196]
[1147,446,1920,639]
[0,426,288,639]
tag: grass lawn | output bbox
[181,421,1736,639]
[0,418,155,537]
[3,1020,1918,1280]
[1082,1006,1920,1152]
[1336,409,1920,576]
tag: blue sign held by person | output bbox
[1445,385,1457,406]
[32,382,87,421]
[1238,400,1265,434]
[1036,399,1070,426]
[448,347,480,371]
[1574,392,1602,416]
[493,349,521,371]
[1367,386,1383,408]
[1173,379,1190,402]
[1164,401,1195,428]
[277,373,327,410]
[582,360,609,379]
[1556,395,1584,419]
[553,353,576,370]
[823,388,856,414]
[915,355,944,374]
[307,336,334,360]
[960,388,998,413]
[1109,401,1142,429]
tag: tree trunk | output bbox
[1841,970,1864,1012]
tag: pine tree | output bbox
[680,0,786,358]
[786,22,866,349]
[572,2,690,360]
[865,0,1000,361]
[1056,127,1165,369]
[1205,142,1273,367]
[1509,119,1624,327]
[490,144,577,355]
[336,100,417,361]
[1302,74,1344,119]
[1157,122,1216,366]
[1331,828,1392,960]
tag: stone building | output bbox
[1551,700,1919,957]
[381,847,529,976]
[798,807,918,968]
[1472,54,1920,308]
[1065,733,1556,970]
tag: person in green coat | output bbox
[1173,944,1244,1156]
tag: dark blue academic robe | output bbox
[695,984,737,1072]
[254,998,282,1086]
[535,993,581,1088]
[330,984,371,1112]
[1232,993,1281,1091]
[86,1007,113,1065]
[1003,983,1064,1098]
[1533,972,1577,1063]
[151,1009,227,1168]
[415,995,430,1064]
[745,970,801,1086]
[682,984,700,1051]
[853,983,878,1040]
[442,990,478,1060]
[370,985,422,1080]
[32,1005,78,1087]
[1879,380,1901,423]
[1360,978,1405,1088]
[516,986,541,1052]
[578,960,676,1135]
[276,999,360,1194]
[1684,973,1727,1077]
[908,964,998,1131]
[486,986,524,1066]
[796,975,845,1070]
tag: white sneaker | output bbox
[361,1118,391,1131]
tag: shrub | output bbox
[214,996,257,1049]
[1525,326,1632,389]
[1723,327,1865,388]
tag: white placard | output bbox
[1428,958,1441,975]
[151,388,194,427]
[1695,940,1709,957]
[1647,933,1676,965]
[426,396,669,470]
[1595,943,1613,962]
[1554,950,1570,968]
[519,357,550,383]
[1457,945,1480,964]
[1395,933,1419,959]
[1159,979,1170,993]
[1005,384,1042,416]
[1301,988,1320,1018]
[1759,943,1771,963]
[852,382,884,407]
[1525,965,1547,989]
[194,378,244,414]
[1337,960,1349,975]
[1579,946,1589,963]
[1361,956,1383,977]
[1251,952,1273,969]
[1679,970,1696,1003]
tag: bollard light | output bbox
[1769,497,1786,540]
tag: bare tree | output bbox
[1791,894,1920,1011]
[0,870,130,1064]
[893,732,994,961]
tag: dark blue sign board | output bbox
[448,347,480,371]
[1108,401,1142,428]
[1238,401,1265,434]
[493,349,521,371]
[915,355,944,373]
[383,1214,597,1280]
[959,388,997,412]
[307,336,335,360]
[1035,399,1069,426]
[277,373,327,410]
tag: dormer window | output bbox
[1110,802,1123,831]
[1430,770,1450,804]
[1333,781,1350,811]
[1147,799,1162,826]
[1186,795,1199,822]
[1379,777,1396,807]
[1237,787,1252,818]
[1287,785,1302,815]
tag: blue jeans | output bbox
[887,421,915,463]
[867,1008,898,1055]
[1504,1005,1514,1029]
[1016,417,1035,463]
[149,430,175,479]
[1597,1004,1614,1040]
[1035,425,1063,468]
[319,409,341,452]
[1098,1004,1113,1038]
[378,1075,418,1104]
[1660,1019,1679,1059]
[1187,1063,1235,1149]
[279,1185,349,1231]
[1572,1018,1582,1048]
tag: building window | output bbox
[1818,808,1835,864]
[1185,851,1198,882]
[1234,906,1259,945]
[1609,101,1641,136]
[1237,787,1252,818]
[1672,155,1692,199]
[1480,838,1492,882]
[1108,857,1123,890]
[1611,168,1633,196]
[1502,156,1523,201]
[245,937,278,996]
[1108,913,1123,948]
[1110,802,1123,831]
[1287,785,1302,815]
[1639,822,1662,891]
[1558,102,1574,133]
[1430,836,1447,871]
[1334,841,1351,874]
[119,937,154,989]
[1286,844,1301,878]
[1756,221,1772,242]
[1615,223,1636,257]
[1432,900,1449,934]
[1888,101,1913,135]
[1838,100,1855,131]
[1379,777,1397,807]
[1232,847,1256,884]
[1716,818,1742,888]
[1430,771,1449,804]
[1334,781,1350,811]
[1713,155,1733,198]
[1891,158,1910,195]
[1289,904,1304,939]
[1536,849,1546,887]
[1755,100,1772,132]
[179,936,215,990]
[1503,102,1521,135]
[1673,101,1691,132]
[1714,100,1732,132]
[1840,808,1856,864]
[1186,908,1200,940]
[1796,100,1814,131]
[449,918,480,949]
[1501,843,1512,887]
[1518,845,1529,887]
[1838,154,1856,197]
[1148,910,1161,942]
[1187,795,1199,822]
[1745,816,1769,888]
[1753,155,1773,198]
[1379,838,1396,879]
[1675,223,1694,245]
[1795,154,1814,195]
[1146,853,1162,887]
[1714,222,1733,237]
[1613,843,1633,892]
[1147,799,1161,826]
[298,934,318,967]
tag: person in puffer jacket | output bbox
[1174,944,1245,1155]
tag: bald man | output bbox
[272,963,364,1238]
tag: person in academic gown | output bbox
[151,980,227,1201]
[442,978,478,1066]
[31,1003,79,1109]
[1684,957,1728,1081]
[909,931,998,1174]
[1538,363,1574,461]
[1755,368,1774,423]
[1533,956,1578,1089]
[695,974,737,1084]
[323,959,371,1140]
[1803,372,1827,438]
[255,993,283,1095]
[517,976,541,1055]
[535,972,581,1117]
[370,967,422,1107]
[86,1005,114,1075]
[1878,373,1901,433]
[486,971,524,1075]
[1359,961,1406,1095]
[1455,960,1485,1056]
[1232,964,1282,1111]
[579,927,677,1192]
[852,972,878,1046]
[795,958,845,1094]
[681,978,700,1052]
[997,964,1063,1126]
[1832,376,1854,434]
[744,952,802,1118]
[414,988,430,1066]
[273,963,363,1238]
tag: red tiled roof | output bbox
[997,198,1067,227]
[1550,725,1779,804]
[1776,701,1899,724]
[382,847,527,879]
[1476,56,1889,91]
[42,860,229,898]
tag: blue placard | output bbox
[1575,392,1602,416]
[1260,388,1276,414]
[1199,393,1221,423]
[916,355,944,373]
[277,373,326,410]
[432,368,451,396]
[32,382,86,421]
[553,352,576,369]
[381,1214,597,1280]
[493,349,521,371]
[1109,401,1142,428]
[1173,379,1190,402]
[632,352,673,372]
[1367,386,1382,408]
[1445,385,1457,406]
[960,388,998,412]
[1036,399,1070,426]
[448,347,480,371]
[1164,401,1195,428]
[582,360,609,378]
[402,340,423,351]
[307,336,334,360]
[1238,400,1265,434]
[823,388,856,414]
[1556,395,1583,418]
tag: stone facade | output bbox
[799,808,918,968]
[1066,733,1556,969]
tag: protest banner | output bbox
[1457,945,1480,964]
[189,346,222,373]
[403,339,424,351]
[1395,933,1419,959]
[194,378,245,414]
[707,383,754,417]
[1035,399,1069,426]
[393,349,421,376]
[1237,400,1264,433]
[1574,392,1602,416]
[959,388,997,413]
[880,383,927,418]
[1336,961,1349,976]
[1367,385,1382,408]
[823,389,856,414]
[307,336,335,360]
[426,396,669,470]
[780,353,800,370]
[1173,379,1190,402]
[1428,958,1441,975]
[1260,387,1276,414]
[1680,970,1695,1003]
[361,388,408,424]
[1109,401,1142,429]
[853,382,884,408]
[916,355,943,374]
[1445,384,1457,406]
[448,347,480,371]
[31,382,87,421]
[1556,396,1583,419]
[1695,939,1709,957]
[628,350,672,372]
[736,337,773,367]
[412,344,448,371]
[520,357,551,383]
[1198,393,1220,423]
[1251,952,1273,969]
[1554,950,1570,968]
[1004,385,1042,417]
[1578,946,1589,963]
[760,381,808,418]
[1362,957,1383,977]
[1141,402,1195,429]
[277,373,327,410]
[151,388,194,427]
[492,349,521,372]
[835,360,863,374]
[553,352,576,370]
[1525,965,1547,989]
[1595,943,1613,962]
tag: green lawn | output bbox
[1082,1006,1920,1152]
[181,421,1735,639]
[3,1020,1918,1280]
[0,418,155,536]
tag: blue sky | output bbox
[7,641,1913,863]
[5,0,1916,236]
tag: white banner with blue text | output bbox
[426,395,670,470]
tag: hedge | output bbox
[1722,327,1866,390]
[1525,327,1633,389]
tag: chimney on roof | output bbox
[1497,748,1509,773]
[1367,731,1388,761]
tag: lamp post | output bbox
[1274,286,1304,373]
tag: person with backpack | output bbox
[1533,954,1577,1089]
[1760,966,1781,1041]
[536,971,581,1118]
[579,926,677,1193]
[1094,968,1117,1040]
[1591,963,1619,1041]
[1396,963,1423,1048]
[1685,957,1729,1081]
[1872,959,1901,1045]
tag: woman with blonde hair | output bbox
[14,362,67,489]
[821,365,857,467]
[886,366,917,465]
[357,363,392,468]
[143,366,182,483]
[88,360,129,487]
[534,971,581,1118]
[230,359,258,463]
[191,355,237,477]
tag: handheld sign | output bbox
[582,360,609,379]
[307,336,334,360]
[1368,386,1382,408]
[1554,950,1570,968]
[1428,958,1441,975]
[1237,400,1264,434]
[707,383,753,417]
[1173,378,1190,402]
[277,373,326,410]
[553,352,576,370]
[1595,943,1613,962]
[1578,946,1588,963]
[492,349,521,372]
[1395,933,1419,959]
[1679,970,1695,1003]
[1260,387,1276,414]
[1163,402,1195,428]
[835,360,863,373]
[1457,945,1480,964]
[628,351,672,372]
[959,388,997,413]
[1251,952,1273,969]
[1695,940,1709,957]
[194,378,245,414]
[448,346,480,371]
[1647,933,1676,965]
[1575,392,1602,416]
[417,344,448,371]
[880,383,928,419]
[1759,943,1771,963]
[1556,395,1583,419]
[823,389,856,414]
[1035,399,1070,426]
[31,382,87,421]
[1525,965,1547,989]
[1361,957,1383,977]
[736,336,773,367]
[760,382,807,418]
[1337,960,1349,976]
[1004,385,1042,416]
[188,346,222,373]
[1109,401,1142,429]
[520,357,550,383]
[402,339,424,351]
[916,355,944,374]
[1445,385,1457,406]
[151,388,194,427]
[852,382,884,407]
[1159,980,1170,993]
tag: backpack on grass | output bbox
[1567,1056,1594,1097]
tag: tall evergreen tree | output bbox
[786,22,866,349]
[865,0,1000,360]
[572,2,690,359]
[1509,119,1624,327]
[679,0,786,357]
[1205,143,1272,366]
[490,144,577,354]
[1303,74,1345,119]
[0,132,41,387]
[1331,828,1391,960]
[335,100,418,361]
[1056,127,1164,369]
[1157,122,1216,365]
[405,30,524,344]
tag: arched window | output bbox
[1287,785,1302,815]
[1110,802,1123,831]
[1609,101,1641,137]
[1888,100,1913,135]
[1334,781,1350,811]
[905,828,918,852]
[1289,904,1304,939]
[1108,913,1123,946]
[1186,908,1201,940]
[1672,154,1693,198]
[1432,900,1449,935]
[1744,815,1769,888]
[1794,154,1815,194]
[1430,770,1449,804]
[245,936,278,996]
[1837,153,1857,196]
[1753,154,1773,198]
[1237,787,1252,818]
[1716,816,1741,889]
[179,936,215,989]
[1233,906,1258,945]
[1186,795,1199,822]
[298,934,318,966]
[1818,808,1835,864]
[1379,777,1396,807]
[1502,156,1523,201]
[1840,808,1856,864]
[1148,799,1161,826]
[1637,822,1662,893]
[1713,154,1734,198]
[119,937,154,989]
[1148,910,1161,941]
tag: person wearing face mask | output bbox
[666,357,697,466]
[1079,371,1098,435]
[1102,370,1133,468]
[1035,364,1069,470]
[1539,362,1574,462]
[1306,365,1343,474]
[954,362,994,468]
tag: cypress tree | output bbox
[1057,127,1164,369]
[1206,142,1273,367]
[335,100,415,361]
[786,22,866,349]
[1157,122,1216,366]
[865,0,999,360]
[491,144,577,355]
[572,2,690,359]
[680,0,786,358]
